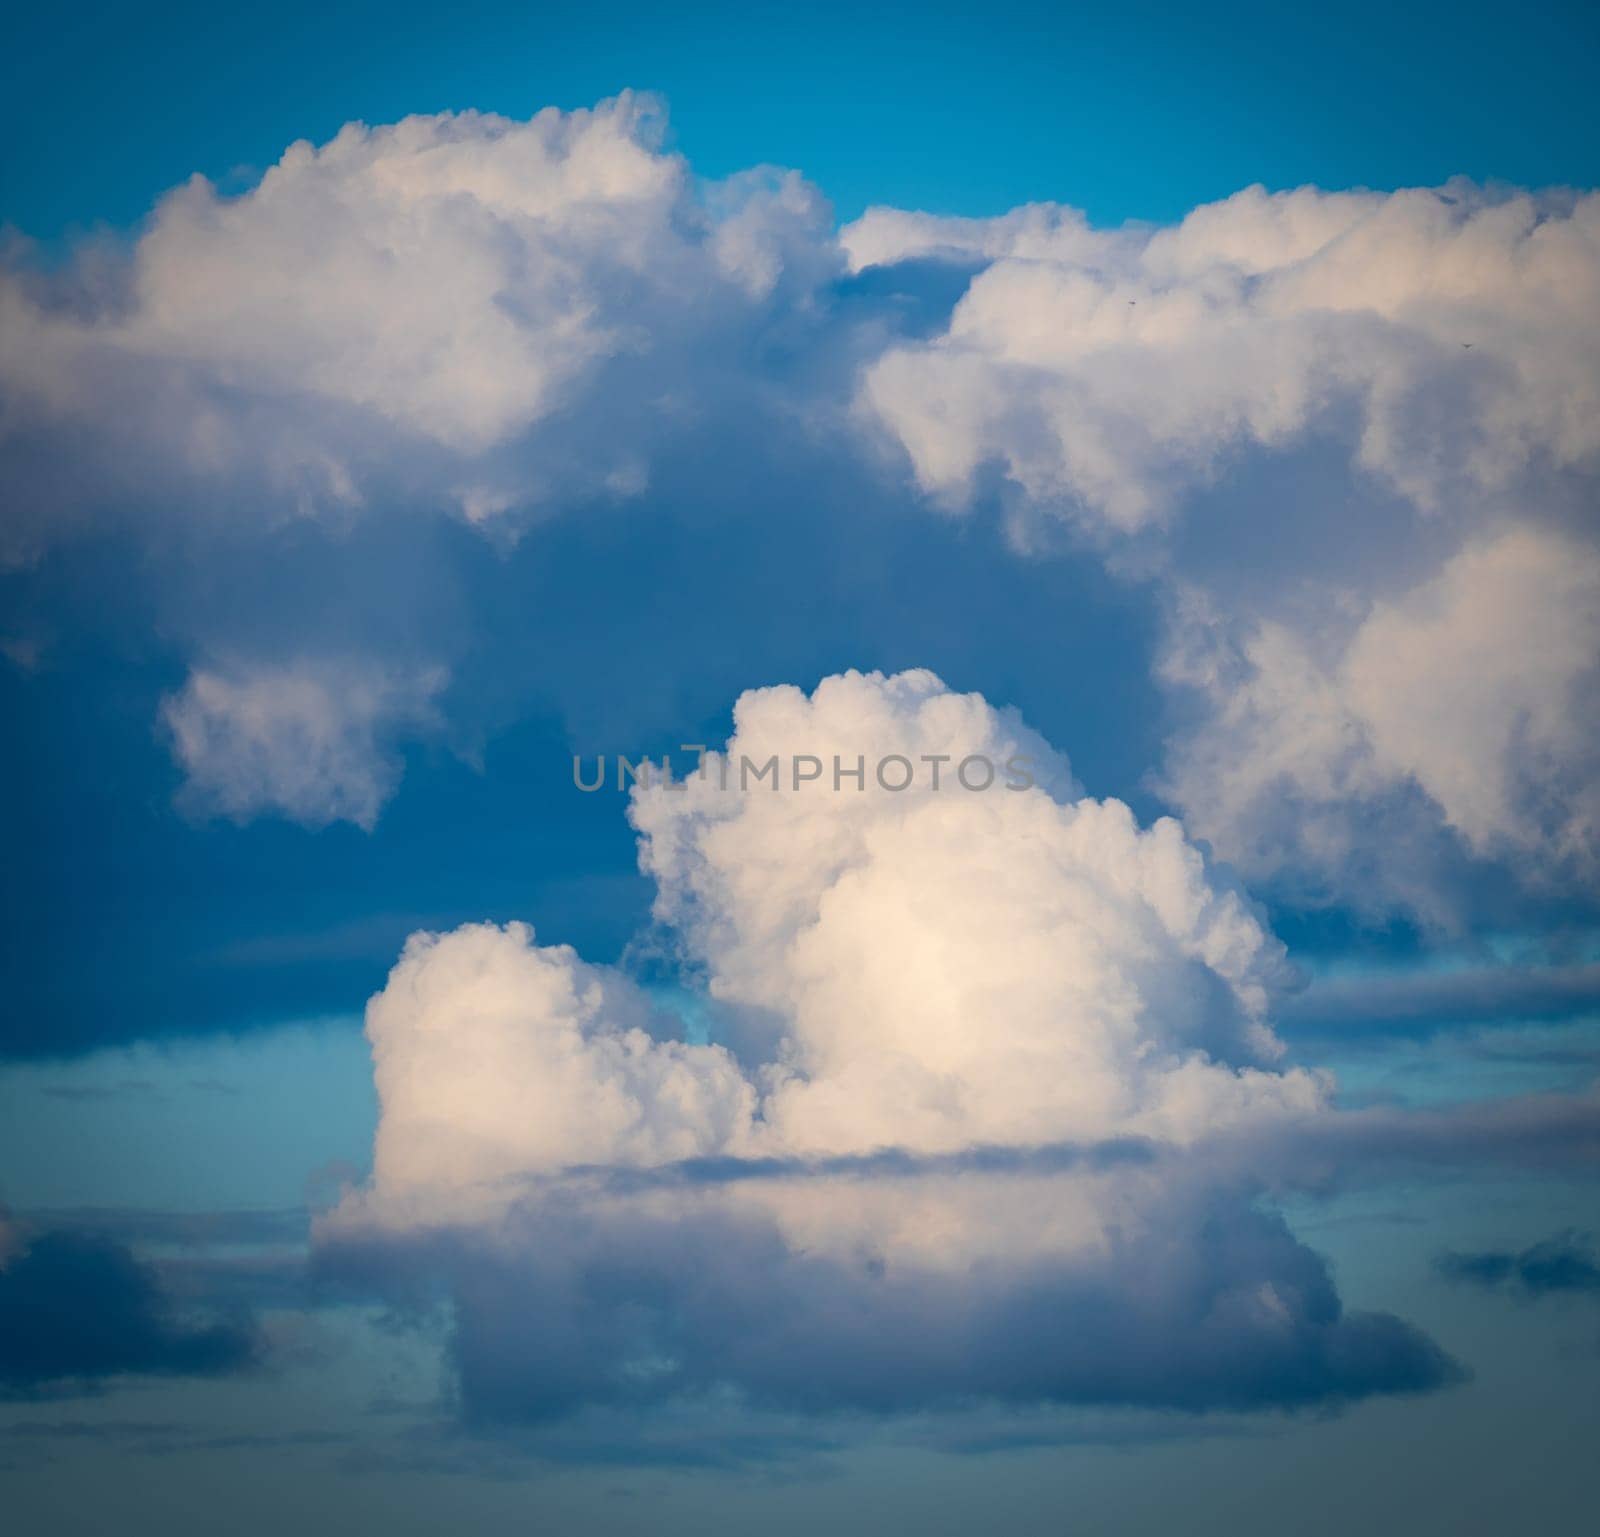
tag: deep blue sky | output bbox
[4,0,1597,241]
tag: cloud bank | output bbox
[5,104,1596,925]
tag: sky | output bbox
[2,3,1599,1533]
[6,0,1599,235]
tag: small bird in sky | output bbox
[1462,342,1473,349]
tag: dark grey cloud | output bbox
[1215,1090,1600,1196]
[0,1226,260,1395]
[1277,961,1600,1043]
[12,1208,320,1315]
[1437,1231,1600,1298]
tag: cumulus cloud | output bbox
[363,921,756,1211]
[0,96,868,834]
[1161,527,1600,914]
[5,95,1594,922]
[0,93,843,561]
[320,670,1458,1421]
[630,670,1309,1155]
[854,183,1600,530]
[161,659,446,829]
[852,184,1600,917]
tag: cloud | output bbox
[1212,1088,1600,1191]
[0,1219,258,1395]
[0,96,864,835]
[854,183,1600,531]
[629,669,1308,1152]
[361,920,756,1209]
[319,670,1458,1421]
[852,184,1600,919]
[7,104,1594,915]
[1160,526,1600,916]
[160,659,446,829]
[0,93,843,563]
[1437,1231,1600,1297]
[327,1187,1456,1424]
[1276,960,1600,1043]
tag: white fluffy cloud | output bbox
[631,670,1311,1159]
[852,184,1600,915]
[161,659,446,830]
[323,671,1451,1418]
[854,183,1600,531]
[364,921,755,1211]
[0,94,840,556]
[111,101,676,450]
[1162,527,1600,912]
[1341,530,1600,861]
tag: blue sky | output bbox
[6,0,1598,236]
[2,3,1599,1532]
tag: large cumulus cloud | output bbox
[1159,525,1600,916]
[853,183,1600,529]
[319,670,1457,1421]
[851,184,1600,918]
[0,95,847,829]
[1,92,839,553]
